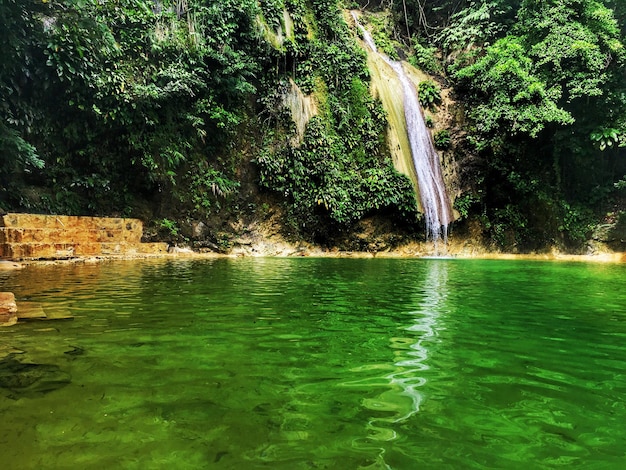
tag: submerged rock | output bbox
[0,260,23,270]
[0,355,71,399]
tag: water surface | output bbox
[1,258,625,468]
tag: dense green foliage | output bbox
[393,0,626,250]
[1,0,262,215]
[1,0,416,245]
[2,0,626,251]
[418,80,442,109]
[256,0,417,241]
[0,0,49,178]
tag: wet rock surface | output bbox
[0,292,18,326]
[0,260,23,270]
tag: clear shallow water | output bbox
[1,258,626,469]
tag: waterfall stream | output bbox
[352,12,452,243]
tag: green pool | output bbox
[1,258,625,468]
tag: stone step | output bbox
[17,302,73,321]
[0,227,142,244]
[2,299,74,324]
[15,302,46,319]
[0,242,168,260]
[1,213,143,233]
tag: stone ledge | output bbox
[1,242,169,260]
[134,242,169,254]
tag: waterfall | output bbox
[352,12,452,243]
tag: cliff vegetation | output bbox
[2,0,625,254]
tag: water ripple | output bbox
[2,259,626,468]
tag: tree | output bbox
[520,0,623,101]
[454,36,574,139]
[1,0,264,214]
[0,0,48,178]
[446,0,625,248]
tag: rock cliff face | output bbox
[0,213,168,260]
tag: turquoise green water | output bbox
[1,258,626,469]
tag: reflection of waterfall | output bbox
[346,260,449,463]
[385,260,448,421]
[352,12,452,243]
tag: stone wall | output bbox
[0,213,167,260]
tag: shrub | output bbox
[433,129,451,149]
[409,39,442,74]
[418,80,441,109]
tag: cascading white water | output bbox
[352,12,452,243]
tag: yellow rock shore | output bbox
[1,213,624,264]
